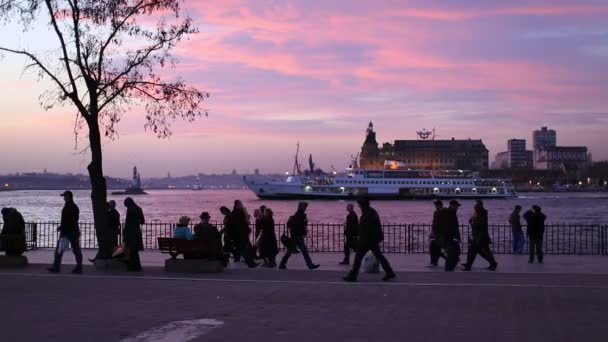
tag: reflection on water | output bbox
[0,189,607,224]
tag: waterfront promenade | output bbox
[1,251,607,341]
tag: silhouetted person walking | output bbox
[443,200,462,272]
[259,208,279,268]
[340,203,359,265]
[123,197,145,271]
[510,205,525,254]
[343,197,395,282]
[462,200,498,271]
[48,191,83,274]
[230,200,258,268]
[524,205,546,264]
[279,202,319,270]
[90,200,122,263]
[0,207,26,256]
[429,200,447,267]
[219,206,237,261]
[107,200,121,249]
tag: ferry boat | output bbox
[243,146,516,200]
[244,168,515,200]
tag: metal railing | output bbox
[18,221,608,255]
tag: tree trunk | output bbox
[87,118,113,259]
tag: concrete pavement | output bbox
[1,250,607,342]
[22,248,608,274]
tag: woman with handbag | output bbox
[123,197,145,271]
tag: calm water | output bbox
[1,189,607,224]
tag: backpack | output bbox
[286,215,296,231]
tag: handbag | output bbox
[280,233,299,253]
[363,254,380,274]
[57,236,70,254]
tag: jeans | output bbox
[349,243,394,278]
[280,236,315,268]
[52,234,82,270]
[528,238,543,263]
[512,231,525,254]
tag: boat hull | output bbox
[255,192,515,200]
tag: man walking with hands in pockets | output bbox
[343,197,395,282]
[48,190,83,274]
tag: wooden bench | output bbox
[158,237,226,273]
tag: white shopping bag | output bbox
[57,236,70,254]
[363,253,380,273]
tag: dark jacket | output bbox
[1,209,25,237]
[59,202,80,237]
[443,207,461,242]
[509,212,522,234]
[108,208,121,236]
[123,205,145,251]
[431,208,445,239]
[254,218,263,239]
[524,210,546,240]
[469,208,491,245]
[288,210,308,237]
[194,222,222,251]
[258,216,279,258]
[230,208,250,242]
[358,207,384,247]
[345,211,359,239]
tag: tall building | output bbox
[359,122,489,171]
[508,139,533,169]
[493,139,533,169]
[532,126,557,150]
[533,127,557,169]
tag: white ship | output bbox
[244,146,516,200]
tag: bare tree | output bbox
[0,0,209,259]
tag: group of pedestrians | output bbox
[427,200,547,271]
[1,190,548,279]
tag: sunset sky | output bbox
[1,0,607,177]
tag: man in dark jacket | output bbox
[48,191,83,274]
[429,200,447,267]
[524,205,546,263]
[0,207,26,256]
[443,200,462,272]
[279,202,320,270]
[339,203,359,265]
[343,197,395,282]
[89,200,122,263]
[462,200,498,271]
[107,200,121,249]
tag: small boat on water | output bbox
[244,146,516,200]
[111,166,147,196]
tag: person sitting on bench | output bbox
[173,216,194,240]
[1,207,26,256]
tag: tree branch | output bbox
[43,0,79,99]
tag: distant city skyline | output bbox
[1,0,607,177]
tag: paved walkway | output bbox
[22,248,608,274]
[2,250,608,342]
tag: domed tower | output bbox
[360,122,380,169]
